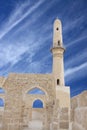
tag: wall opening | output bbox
[58,40,60,46]
[56,27,59,30]
[0,88,5,94]
[0,98,4,107]
[27,88,45,95]
[33,99,43,108]
[57,79,60,85]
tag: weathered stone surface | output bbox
[71,91,87,130]
[0,18,71,130]
[72,123,85,130]
[59,121,69,129]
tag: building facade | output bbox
[0,18,70,130]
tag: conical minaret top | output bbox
[53,18,63,48]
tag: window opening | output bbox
[33,99,43,108]
[57,79,60,85]
[27,88,45,95]
[56,27,59,30]
[58,40,60,46]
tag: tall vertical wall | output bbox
[71,91,87,130]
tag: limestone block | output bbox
[72,123,85,130]
[60,113,69,121]
[56,87,70,107]
[53,123,58,130]
[61,107,68,113]
[70,109,74,122]
[78,91,87,107]
[59,121,69,129]
[74,107,87,129]
[71,98,78,109]
[71,91,87,130]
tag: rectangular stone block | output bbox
[8,125,20,130]
[53,123,58,130]
[61,107,68,113]
[59,121,69,129]
[60,114,69,121]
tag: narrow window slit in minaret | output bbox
[56,27,59,30]
[58,40,60,46]
[57,79,60,85]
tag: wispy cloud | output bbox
[65,48,87,68]
[65,62,87,81]
[63,15,85,33]
[66,35,87,48]
[0,0,44,40]
[0,31,51,75]
[0,43,29,67]
[11,1,56,37]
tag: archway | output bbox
[27,88,45,95]
[25,86,49,100]
[33,99,43,108]
[23,87,48,130]
[29,99,45,130]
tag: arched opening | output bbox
[0,88,5,94]
[30,99,44,129]
[0,98,4,107]
[27,88,45,95]
[57,79,60,85]
[33,99,43,108]
[25,87,46,129]
[56,27,59,30]
[58,40,60,46]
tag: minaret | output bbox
[51,18,65,86]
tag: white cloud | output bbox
[0,31,51,69]
[12,1,56,36]
[63,15,84,32]
[65,48,87,68]
[65,62,87,81]
[65,35,87,48]
[0,0,44,40]
[0,44,29,67]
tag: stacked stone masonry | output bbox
[71,91,87,130]
[0,74,70,130]
[0,18,72,130]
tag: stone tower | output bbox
[51,18,65,86]
[51,19,70,130]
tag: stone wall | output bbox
[71,91,87,130]
[1,73,55,130]
[0,74,70,130]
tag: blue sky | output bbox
[0,0,87,97]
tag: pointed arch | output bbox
[24,86,49,100]
[33,99,43,108]
[27,88,45,95]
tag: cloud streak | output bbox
[65,48,87,68]
[66,35,87,48]
[0,43,29,67]
[65,62,87,82]
[0,0,44,40]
